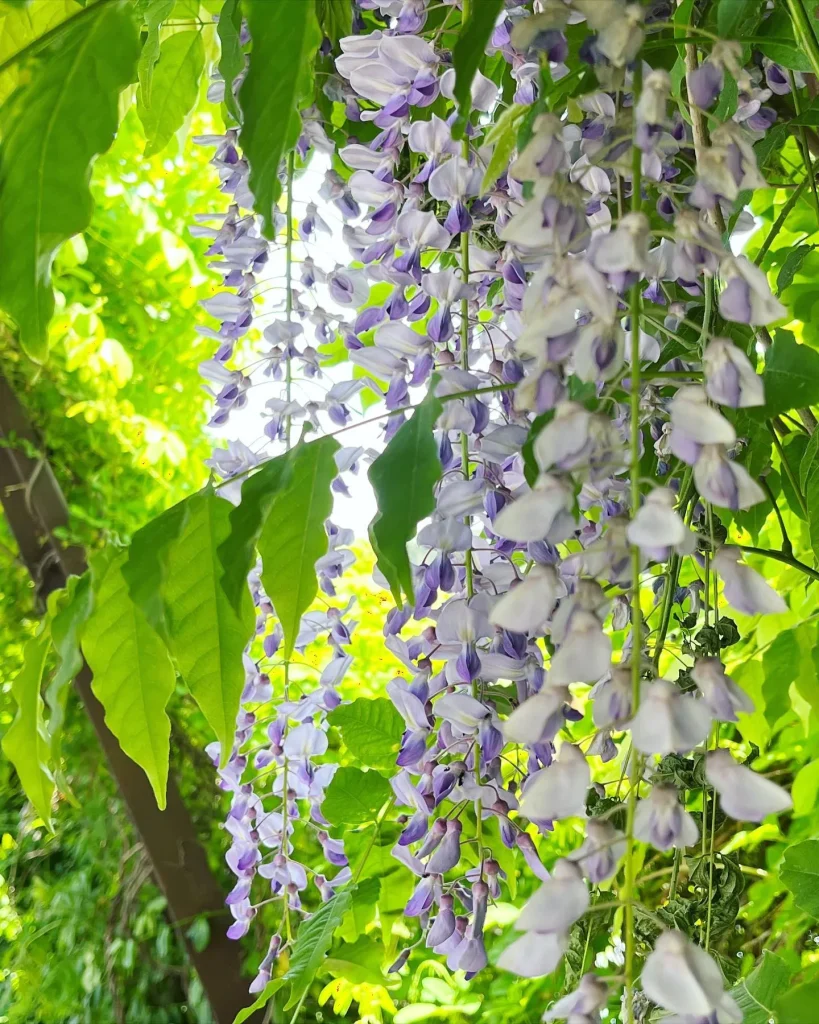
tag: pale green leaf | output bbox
[452,0,503,128]
[791,761,819,816]
[239,0,322,237]
[731,951,790,1024]
[258,437,340,658]
[2,632,54,828]
[137,29,204,157]
[777,244,814,295]
[0,0,81,106]
[368,388,443,603]
[81,551,175,808]
[761,629,799,728]
[733,660,771,751]
[136,0,174,106]
[716,0,764,39]
[330,698,402,770]
[482,103,525,192]
[283,886,356,1009]
[216,0,243,123]
[780,840,819,918]
[164,490,254,764]
[323,767,391,827]
[0,0,138,361]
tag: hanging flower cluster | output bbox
[193,0,803,1018]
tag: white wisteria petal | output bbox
[549,610,612,685]
[496,932,567,978]
[502,685,570,746]
[703,337,765,408]
[629,680,712,755]
[691,657,755,721]
[713,546,787,615]
[633,784,699,851]
[694,445,766,511]
[627,487,687,549]
[641,930,726,1017]
[519,744,590,821]
[515,861,589,933]
[543,974,608,1021]
[489,566,563,633]
[492,475,574,543]
[669,386,736,445]
[706,749,792,821]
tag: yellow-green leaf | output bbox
[2,631,54,828]
[137,28,204,157]
[81,551,175,808]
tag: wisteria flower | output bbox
[706,749,792,821]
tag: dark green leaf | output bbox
[368,388,443,604]
[777,245,814,294]
[123,496,191,640]
[792,96,819,126]
[258,437,340,658]
[136,0,174,107]
[732,951,790,1024]
[330,699,402,770]
[1,632,54,828]
[164,490,255,764]
[283,887,356,1010]
[762,331,819,417]
[82,551,175,808]
[780,840,819,917]
[239,0,322,237]
[762,629,799,727]
[775,978,819,1023]
[217,0,243,123]
[452,0,503,128]
[322,767,391,827]
[219,454,293,613]
[0,0,138,361]
[136,29,204,156]
[800,425,819,490]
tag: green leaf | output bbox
[779,433,809,521]
[452,0,503,128]
[324,934,386,986]
[780,840,819,918]
[219,454,293,613]
[239,0,322,237]
[123,497,191,640]
[792,760,819,816]
[762,331,819,417]
[45,572,93,759]
[761,629,799,728]
[792,96,819,126]
[759,7,815,71]
[283,886,356,1010]
[2,632,54,828]
[163,490,254,765]
[481,103,525,192]
[717,0,764,38]
[258,437,340,658]
[775,978,819,1024]
[733,660,771,751]
[731,951,790,1024]
[136,29,204,157]
[368,388,443,603]
[316,0,352,45]
[322,767,392,827]
[136,0,174,107]
[232,980,284,1024]
[217,0,243,123]
[330,699,403,770]
[81,551,175,808]
[776,244,814,294]
[0,0,138,362]
[800,425,819,490]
